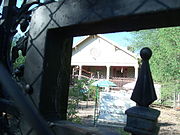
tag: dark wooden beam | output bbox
[60,9,180,36]
[30,0,180,36]
[40,31,73,120]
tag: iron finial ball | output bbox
[131,47,157,107]
[25,84,33,95]
[140,47,152,60]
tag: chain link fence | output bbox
[11,0,180,134]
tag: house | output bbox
[71,35,139,82]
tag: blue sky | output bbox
[73,32,133,47]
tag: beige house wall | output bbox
[71,35,139,79]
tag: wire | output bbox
[26,128,33,135]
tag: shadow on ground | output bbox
[158,122,175,127]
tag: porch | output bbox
[71,65,137,88]
[71,65,138,79]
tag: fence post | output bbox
[124,47,160,135]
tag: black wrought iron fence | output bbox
[0,0,179,135]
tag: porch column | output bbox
[134,65,139,79]
[106,65,110,80]
[72,67,75,76]
[78,65,82,79]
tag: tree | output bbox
[129,27,180,105]
[12,34,26,68]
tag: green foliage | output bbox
[13,51,25,68]
[127,46,135,52]
[67,98,81,123]
[129,27,180,105]
[70,78,96,101]
[160,81,180,105]
[12,34,26,68]
[67,78,96,123]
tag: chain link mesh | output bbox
[23,0,175,134]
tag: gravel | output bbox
[77,101,180,135]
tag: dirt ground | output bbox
[77,101,180,135]
[154,105,180,135]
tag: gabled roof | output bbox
[73,35,89,48]
[73,34,138,59]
